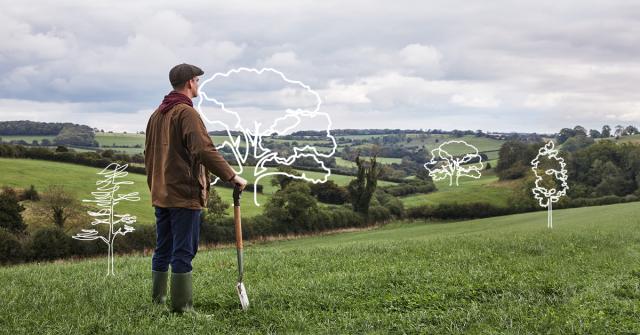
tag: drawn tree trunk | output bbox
[72,163,140,275]
[196,67,337,206]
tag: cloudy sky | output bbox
[1,0,639,133]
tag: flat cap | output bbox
[169,63,204,87]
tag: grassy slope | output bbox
[1,203,639,333]
[0,158,269,222]
[0,158,396,223]
[400,169,516,208]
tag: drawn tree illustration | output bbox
[197,68,337,206]
[73,163,140,275]
[423,140,484,186]
[530,141,569,229]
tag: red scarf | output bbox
[158,91,193,113]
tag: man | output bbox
[145,63,247,313]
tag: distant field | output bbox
[400,170,516,208]
[0,158,398,224]
[95,133,145,147]
[361,156,402,164]
[334,156,355,168]
[610,134,640,144]
[227,165,397,195]
[0,135,57,143]
[0,158,270,224]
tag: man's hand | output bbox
[231,175,248,191]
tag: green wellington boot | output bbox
[170,272,194,313]
[152,270,169,304]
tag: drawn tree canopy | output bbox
[73,163,140,275]
[196,68,337,205]
[423,140,484,186]
[531,141,569,229]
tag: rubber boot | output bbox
[152,270,169,304]
[170,272,194,313]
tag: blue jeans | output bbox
[151,207,202,273]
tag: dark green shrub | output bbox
[24,185,40,201]
[28,227,73,261]
[368,206,391,223]
[0,188,26,234]
[0,228,24,264]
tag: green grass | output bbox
[400,170,515,208]
[0,158,396,222]
[0,158,269,223]
[1,202,639,333]
[0,135,57,143]
[361,156,402,164]
[95,133,145,147]
[230,165,396,195]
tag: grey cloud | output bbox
[0,0,639,132]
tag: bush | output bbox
[325,207,365,229]
[0,188,26,234]
[200,217,235,245]
[407,202,514,221]
[565,194,640,208]
[368,206,392,223]
[310,181,349,204]
[24,185,40,201]
[497,161,529,180]
[113,224,157,253]
[0,228,24,264]
[382,180,437,197]
[28,227,73,261]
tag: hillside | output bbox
[0,202,638,333]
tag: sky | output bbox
[1,0,639,134]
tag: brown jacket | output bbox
[144,103,236,209]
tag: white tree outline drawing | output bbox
[73,163,140,275]
[531,141,569,229]
[423,140,484,186]
[196,67,337,206]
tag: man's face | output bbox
[190,76,200,97]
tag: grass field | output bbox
[0,135,57,143]
[0,202,638,333]
[0,158,270,223]
[400,169,516,208]
[0,158,397,224]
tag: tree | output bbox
[614,125,624,138]
[310,180,349,204]
[270,165,301,191]
[38,185,81,231]
[0,188,26,234]
[263,181,320,233]
[424,140,484,186]
[573,125,587,137]
[24,185,40,201]
[561,135,594,153]
[198,68,338,206]
[601,125,611,138]
[531,141,569,229]
[625,125,639,136]
[347,155,380,216]
[204,187,229,222]
[72,163,140,276]
[588,129,601,138]
[557,128,576,144]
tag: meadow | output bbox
[0,202,638,333]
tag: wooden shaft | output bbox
[234,206,243,250]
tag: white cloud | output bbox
[1,1,640,133]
